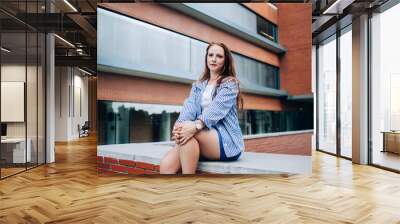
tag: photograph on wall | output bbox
[96,3,313,175]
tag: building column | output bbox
[54,67,73,141]
[46,32,55,163]
[352,14,369,164]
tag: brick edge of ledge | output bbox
[97,156,159,175]
[97,156,214,175]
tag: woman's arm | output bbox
[176,82,200,123]
[197,79,238,129]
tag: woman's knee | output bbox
[160,152,179,174]
[180,137,200,152]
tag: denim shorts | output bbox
[199,127,241,162]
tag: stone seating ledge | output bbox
[98,142,312,175]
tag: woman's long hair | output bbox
[199,42,244,110]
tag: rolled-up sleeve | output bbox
[176,83,199,123]
[198,80,238,129]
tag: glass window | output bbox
[317,35,337,154]
[97,102,180,145]
[339,26,352,158]
[233,54,280,89]
[98,9,280,92]
[38,32,45,165]
[0,2,46,179]
[1,25,28,178]
[27,30,38,169]
[98,101,313,145]
[371,3,400,171]
[256,16,278,42]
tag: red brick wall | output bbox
[98,73,284,111]
[97,156,211,175]
[244,132,312,156]
[97,73,190,105]
[97,156,160,175]
[276,3,312,96]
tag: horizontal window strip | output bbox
[98,101,313,145]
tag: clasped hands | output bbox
[172,121,198,146]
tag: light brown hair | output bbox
[199,42,243,110]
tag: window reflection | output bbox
[98,101,313,145]
[234,54,280,89]
[0,3,46,179]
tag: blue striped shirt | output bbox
[176,78,244,157]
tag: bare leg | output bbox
[194,128,220,160]
[179,138,200,174]
[160,146,181,174]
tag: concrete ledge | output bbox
[98,142,312,174]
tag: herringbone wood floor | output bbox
[1,135,400,224]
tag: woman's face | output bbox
[207,45,225,74]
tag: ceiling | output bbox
[311,0,391,43]
[0,0,98,73]
[2,0,395,71]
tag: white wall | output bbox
[55,66,69,141]
[1,63,46,164]
[1,65,26,140]
[72,72,89,138]
[1,65,35,137]
[55,67,89,141]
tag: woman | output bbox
[160,42,244,174]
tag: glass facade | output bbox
[238,109,313,135]
[317,35,337,155]
[98,101,313,145]
[98,8,281,93]
[371,4,400,171]
[97,102,180,145]
[339,26,352,158]
[315,2,400,172]
[0,2,46,179]
[180,3,280,44]
[316,26,353,158]
[234,54,280,89]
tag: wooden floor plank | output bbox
[0,135,399,223]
